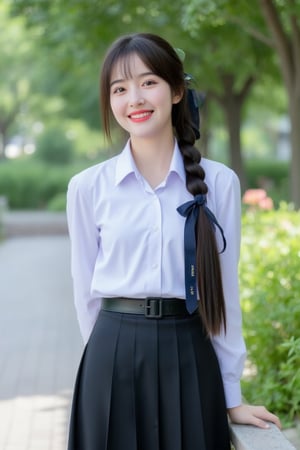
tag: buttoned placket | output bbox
[139,177,163,294]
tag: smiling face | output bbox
[100,34,187,141]
[109,54,182,141]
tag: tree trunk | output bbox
[289,96,300,208]
[223,98,247,194]
[259,0,300,207]
[214,73,254,194]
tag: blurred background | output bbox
[1,0,300,209]
[0,0,299,448]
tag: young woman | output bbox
[66,32,281,450]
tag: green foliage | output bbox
[0,3,35,147]
[246,160,289,185]
[245,160,289,205]
[0,159,89,209]
[46,192,67,211]
[240,206,300,426]
[8,0,191,131]
[35,125,74,164]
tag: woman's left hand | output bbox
[228,404,282,430]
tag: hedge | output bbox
[0,159,90,210]
[245,159,289,206]
[240,205,300,426]
[0,158,291,211]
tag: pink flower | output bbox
[258,196,274,210]
[242,189,273,210]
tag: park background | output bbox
[0,0,299,439]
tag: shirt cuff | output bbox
[223,380,242,409]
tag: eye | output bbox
[111,86,125,94]
[142,79,157,87]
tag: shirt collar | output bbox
[115,140,137,186]
[115,139,186,186]
[169,140,186,183]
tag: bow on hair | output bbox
[177,194,226,314]
[174,48,203,141]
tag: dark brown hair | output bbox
[100,33,226,335]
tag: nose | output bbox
[129,97,145,107]
[129,87,145,107]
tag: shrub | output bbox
[47,192,67,211]
[0,160,47,208]
[245,160,289,206]
[240,205,300,426]
[0,159,89,209]
[245,160,289,186]
[35,125,74,165]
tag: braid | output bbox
[180,145,207,196]
[175,93,227,335]
[173,94,207,195]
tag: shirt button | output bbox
[152,263,158,270]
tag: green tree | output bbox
[183,0,300,207]
[0,4,32,157]
[182,22,275,192]
[259,0,300,208]
[9,0,193,131]
[9,0,285,195]
[0,2,70,158]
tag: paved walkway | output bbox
[0,233,83,450]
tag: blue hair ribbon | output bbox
[177,194,226,314]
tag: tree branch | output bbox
[227,15,274,48]
[209,73,255,107]
[207,90,223,106]
[1,104,21,132]
[259,0,294,93]
[238,75,256,103]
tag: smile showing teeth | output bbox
[129,111,153,121]
[131,112,149,118]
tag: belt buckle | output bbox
[145,298,163,318]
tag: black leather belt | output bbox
[102,297,189,319]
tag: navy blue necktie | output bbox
[177,194,226,314]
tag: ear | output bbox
[172,88,184,104]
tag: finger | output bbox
[255,418,282,430]
[254,408,282,429]
[268,415,282,429]
[251,417,271,429]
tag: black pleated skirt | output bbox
[67,309,231,450]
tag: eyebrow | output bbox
[110,71,155,88]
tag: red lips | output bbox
[128,110,153,122]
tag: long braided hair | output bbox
[100,33,226,335]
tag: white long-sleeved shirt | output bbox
[66,139,247,408]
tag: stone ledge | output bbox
[230,422,297,450]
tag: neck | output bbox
[130,133,175,189]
